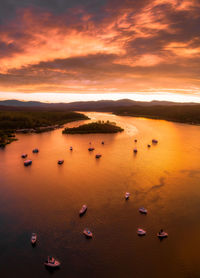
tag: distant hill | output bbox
[0,99,197,111]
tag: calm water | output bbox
[0,112,200,278]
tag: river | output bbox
[0,112,200,278]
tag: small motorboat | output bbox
[58,160,64,165]
[32,148,39,153]
[147,144,151,148]
[21,153,27,158]
[79,205,87,216]
[31,233,37,245]
[24,160,32,166]
[134,139,137,142]
[157,230,168,239]
[152,139,158,144]
[133,148,138,153]
[139,207,147,214]
[137,229,146,236]
[95,154,102,158]
[125,192,130,200]
[44,257,61,268]
[83,228,93,238]
[88,147,95,151]
[70,146,73,151]
[101,141,104,145]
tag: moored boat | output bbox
[70,146,73,151]
[157,229,168,239]
[24,160,32,166]
[101,141,104,145]
[134,139,137,142]
[21,153,27,158]
[58,160,64,165]
[79,205,87,216]
[139,207,147,214]
[133,148,138,153]
[137,228,146,236]
[44,257,61,268]
[31,233,37,245]
[152,139,158,144]
[83,228,93,238]
[32,148,39,153]
[88,147,95,151]
[95,154,102,158]
[147,144,151,148]
[125,192,130,200]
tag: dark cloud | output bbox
[0,0,199,94]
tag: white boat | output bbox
[79,205,87,216]
[139,207,147,214]
[88,147,95,151]
[157,230,168,238]
[83,228,93,238]
[70,146,73,151]
[24,160,32,166]
[44,257,61,268]
[31,233,37,244]
[137,229,146,236]
[125,192,130,200]
[58,160,64,165]
[152,139,158,144]
[21,153,27,158]
[95,154,102,158]
[32,148,39,153]
[133,148,138,153]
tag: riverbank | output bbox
[0,110,88,147]
[112,105,200,125]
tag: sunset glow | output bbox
[0,0,200,102]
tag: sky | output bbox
[0,0,200,103]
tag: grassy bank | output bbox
[62,121,124,134]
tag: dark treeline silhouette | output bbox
[0,110,88,147]
[113,105,200,125]
[63,121,124,134]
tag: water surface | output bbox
[0,112,200,278]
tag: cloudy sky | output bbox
[0,0,200,102]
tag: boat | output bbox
[147,144,151,148]
[58,160,64,165]
[133,148,138,153]
[139,207,147,214]
[21,153,27,158]
[32,148,39,153]
[79,205,87,216]
[31,233,37,245]
[157,230,168,239]
[88,147,95,151]
[44,257,61,268]
[152,139,158,144]
[83,228,93,238]
[125,192,130,200]
[134,139,137,142]
[101,141,104,145]
[70,146,73,151]
[24,160,32,166]
[95,154,102,158]
[137,229,146,236]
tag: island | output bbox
[0,110,88,147]
[62,121,124,134]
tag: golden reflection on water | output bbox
[0,112,200,277]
